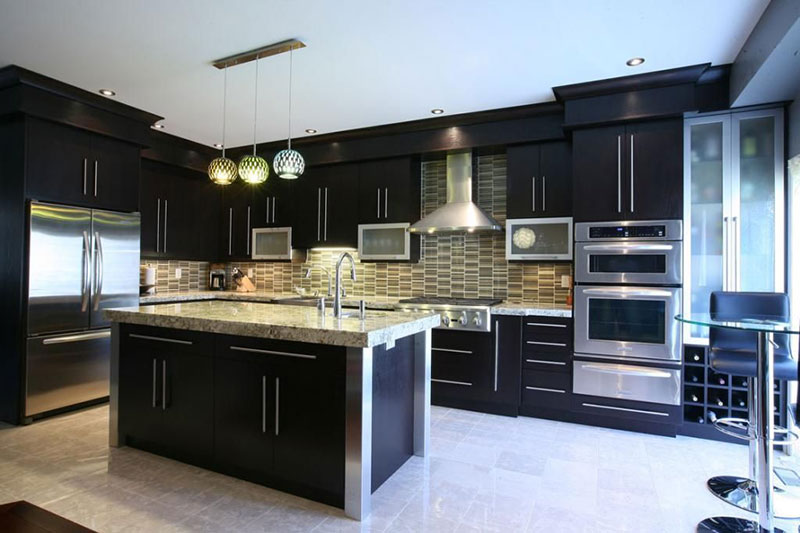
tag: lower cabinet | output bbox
[518,316,573,421]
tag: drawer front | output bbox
[572,394,679,424]
[522,350,570,372]
[521,369,570,409]
[216,335,344,368]
[124,325,213,356]
[432,350,475,385]
[522,317,572,341]
[573,361,681,406]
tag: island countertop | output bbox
[105,300,440,348]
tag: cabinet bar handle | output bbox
[93,160,98,197]
[246,206,251,255]
[163,200,168,253]
[531,176,536,212]
[377,188,381,218]
[83,158,88,195]
[317,188,321,241]
[431,378,473,386]
[723,216,730,288]
[230,345,317,359]
[526,322,567,328]
[732,216,740,291]
[384,187,388,218]
[526,359,566,366]
[630,134,634,213]
[526,340,567,347]
[152,358,157,408]
[617,135,622,213]
[228,207,233,255]
[526,386,566,394]
[582,402,669,417]
[272,197,276,224]
[493,320,500,392]
[274,377,280,437]
[266,197,270,224]
[432,347,472,354]
[129,333,193,345]
[324,187,328,241]
[542,176,546,212]
[161,359,167,411]
[262,375,266,433]
[156,199,161,252]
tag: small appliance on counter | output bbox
[209,268,226,291]
[232,267,256,292]
[140,264,157,295]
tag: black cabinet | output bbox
[219,181,258,260]
[119,326,214,465]
[519,316,573,421]
[294,163,359,249]
[507,142,572,219]
[572,120,682,222]
[252,177,294,228]
[26,118,139,212]
[140,161,219,260]
[358,157,421,223]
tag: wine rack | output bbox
[680,345,789,444]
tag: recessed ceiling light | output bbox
[626,57,645,67]
[305,129,317,134]
[431,108,444,115]
[98,89,116,96]
[214,143,223,149]
[152,123,165,129]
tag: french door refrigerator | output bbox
[26,202,140,418]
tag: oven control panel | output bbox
[575,220,682,242]
[589,225,665,239]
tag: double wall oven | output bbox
[573,220,683,413]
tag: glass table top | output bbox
[675,313,800,334]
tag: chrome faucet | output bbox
[303,265,332,297]
[334,252,357,318]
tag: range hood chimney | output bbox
[408,151,502,234]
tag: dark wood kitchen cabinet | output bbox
[294,163,359,249]
[506,142,572,219]
[357,157,421,223]
[140,160,219,260]
[572,119,682,222]
[26,117,139,212]
[518,316,573,421]
[118,326,214,466]
[252,177,295,228]
[219,181,259,260]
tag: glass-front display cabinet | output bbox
[683,107,785,344]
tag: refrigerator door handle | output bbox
[92,232,104,311]
[81,230,91,312]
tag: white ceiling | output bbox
[0,0,769,148]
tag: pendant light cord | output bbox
[252,57,259,156]
[221,64,228,158]
[287,47,293,151]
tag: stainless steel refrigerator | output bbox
[26,202,140,418]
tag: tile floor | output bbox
[0,405,799,532]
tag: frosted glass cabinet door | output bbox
[732,109,785,294]
[685,118,728,342]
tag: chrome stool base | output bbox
[697,516,786,533]
[708,476,800,519]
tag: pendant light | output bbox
[208,64,238,185]
[238,56,269,184]
[273,47,305,179]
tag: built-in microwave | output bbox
[358,223,419,261]
[251,227,292,260]
[505,217,573,261]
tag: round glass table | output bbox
[675,314,799,533]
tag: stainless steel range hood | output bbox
[408,151,502,234]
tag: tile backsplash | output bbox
[141,154,572,306]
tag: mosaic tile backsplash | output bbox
[141,155,572,306]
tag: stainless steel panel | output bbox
[573,360,681,405]
[574,220,683,242]
[90,209,141,328]
[413,330,431,457]
[505,217,573,261]
[25,329,111,416]
[344,346,373,520]
[28,203,93,335]
[574,285,682,362]
[574,241,682,285]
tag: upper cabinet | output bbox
[294,163,359,249]
[26,118,140,212]
[252,176,294,228]
[572,119,682,222]
[219,181,258,260]
[507,142,572,219]
[357,157,421,224]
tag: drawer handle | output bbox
[526,341,567,347]
[581,402,669,417]
[526,386,566,394]
[43,330,111,344]
[526,322,567,328]
[580,364,673,379]
[432,347,472,355]
[526,359,566,366]
[230,346,317,360]
[129,333,193,345]
[432,378,472,387]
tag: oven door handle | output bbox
[579,363,674,379]
[580,244,676,252]
[581,288,674,298]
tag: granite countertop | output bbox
[139,291,401,310]
[491,302,572,318]
[106,300,439,348]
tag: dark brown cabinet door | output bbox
[294,164,359,248]
[538,142,572,217]
[253,178,294,228]
[119,338,163,449]
[139,164,167,258]
[488,316,521,409]
[219,182,255,260]
[90,134,140,212]
[26,118,94,207]
[506,144,540,219]
[627,119,683,220]
[358,157,420,223]
[508,142,571,219]
[572,125,626,222]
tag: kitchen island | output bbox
[105,301,439,520]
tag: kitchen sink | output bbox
[272,296,324,307]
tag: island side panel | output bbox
[371,336,415,492]
[345,346,373,521]
[413,329,431,457]
[109,322,120,447]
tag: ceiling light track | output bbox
[212,39,306,69]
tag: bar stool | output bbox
[705,292,799,519]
